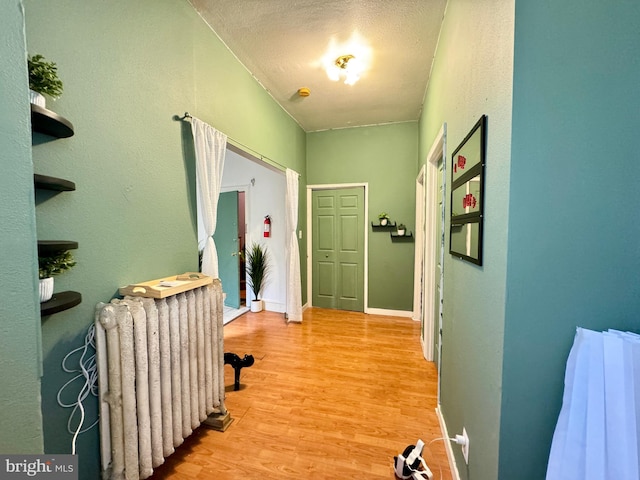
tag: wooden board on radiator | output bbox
[119,272,213,298]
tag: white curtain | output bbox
[191,118,227,278]
[285,168,302,323]
[546,327,640,480]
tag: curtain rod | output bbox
[180,112,290,174]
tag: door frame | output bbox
[413,163,427,325]
[420,125,447,364]
[306,183,369,312]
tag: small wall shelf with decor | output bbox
[371,221,397,230]
[37,241,80,316]
[37,240,78,256]
[31,104,74,138]
[30,98,80,315]
[34,174,76,191]
[41,291,82,316]
[390,232,414,242]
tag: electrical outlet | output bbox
[461,427,469,464]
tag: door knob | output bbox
[325,254,329,258]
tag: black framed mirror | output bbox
[450,115,486,265]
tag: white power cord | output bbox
[423,436,466,479]
[56,324,99,455]
[429,436,463,446]
[453,434,468,446]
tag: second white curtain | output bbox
[191,117,227,278]
[285,168,302,322]
[546,327,640,480]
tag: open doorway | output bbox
[219,145,287,322]
[216,188,249,324]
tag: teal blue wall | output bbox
[307,123,418,311]
[8,0,306,476]
[418,1,514,478]
[0,0,44,454]
[500,1,640,478]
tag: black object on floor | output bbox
[224,352,255,391]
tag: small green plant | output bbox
[245,242,269,301]
[28,54,64,98]
[378,212,389,220]
[39,251,76,279]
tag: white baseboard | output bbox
[366,307,414,318]
[263,300,285,313]
[435,406,461,480]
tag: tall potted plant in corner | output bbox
[246,242,269,312]
[28,54,64,108]
[38,250,76,302]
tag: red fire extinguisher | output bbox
[263,215,271,238]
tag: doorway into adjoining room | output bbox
[215,188,249,324]
[218,145,286,323]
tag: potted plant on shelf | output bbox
[245,242,269,312]
[397,224,407,236]
[378,212,390,226]
[38,250,76,302]
[28,54,64,108]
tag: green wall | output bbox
[0,0,44,454]
[500,1,640,478]
[418,1,515,479]
[14,0,305,476]
[307,122,418,311]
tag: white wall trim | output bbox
[413,165,427,325]
[423,125,446,364]
[307,183,368,190]
[367,308,414,318]
[436,406,462,480]
[306,183,369,312]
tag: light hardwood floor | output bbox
[151,308,452,479]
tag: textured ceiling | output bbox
[188,0,447,132]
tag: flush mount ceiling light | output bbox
[320,32,371,86]
[327,54,362,85]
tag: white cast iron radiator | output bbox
[95,273,226,480]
